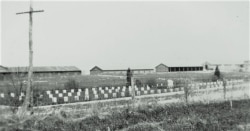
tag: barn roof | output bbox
[90,66,103,71]
[0,65,8,73]
[155,63,168,68]
[0,66,81,73]
[103,69,153,71]
[90,66,153,72]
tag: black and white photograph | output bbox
[0,0,249,130]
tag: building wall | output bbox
[168,66,203,72]
[90,70,103,75]
[94,70,154,75]
[156,65,168,72]
[206,64,245,72]
[0,71,81,81]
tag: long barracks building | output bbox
[155,63,203,73]
[90,66,154,75]
[0,66,81,80]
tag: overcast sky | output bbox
[1,1,249,74]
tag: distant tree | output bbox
[7,67,26,113]
[205,65,208,70]
[146,78,157,88]
[214,65,221,79]
[64,78,79,89]
[126,68,133,86]
[135,79,142,87]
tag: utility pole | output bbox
[16,0,44,111]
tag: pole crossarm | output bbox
[16,10,44,15]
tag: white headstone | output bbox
[52,97,57,103]
[0,93,4,98]
[136,91,141,96]
[75,96,79,101]
[112,93,117,98]
[64,97,68,102]
[58,93,63,97]
[46,90,51,94]
[85,95,89,100]
[10,93,15,97]
[63,90,67,93]
[19,96,22,101]
[68,92,72,96]
[147,86,150,90]
[49,94,53,99]
[104,94,108,99]
[85,88,89,95]
[129,86,132,91]
[167,79,174,88]
[121,92,125,97]
[55,90,59,94]
[94,94,98,99]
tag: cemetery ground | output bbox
[0,71,249,92]
[0,82,249,130]
[0,72,249,130]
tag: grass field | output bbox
[0,99,249,131]
[0,71,249,92]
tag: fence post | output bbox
[223,79,227,100]
[230,82,234,109]
[131,77,135,100]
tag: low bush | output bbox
[145,78,157,87]
[64,79,79,89]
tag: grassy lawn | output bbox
[0,99,249,131]
[0,71,249,93]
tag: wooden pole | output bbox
[28,0,34,108]
[16,0,44,112]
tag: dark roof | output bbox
[90,66,103,71]
[103,69,153,71]
[155,63,168,68]
[90,66,153,72]
[0,66,8,73]
[0,66,81,73]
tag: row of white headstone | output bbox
[0,79,244,103]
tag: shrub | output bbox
[127,122,163,131]
[64,79,79,89]
[135,79,143,87]
[214,66,221,78]
[145,78,157,87]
